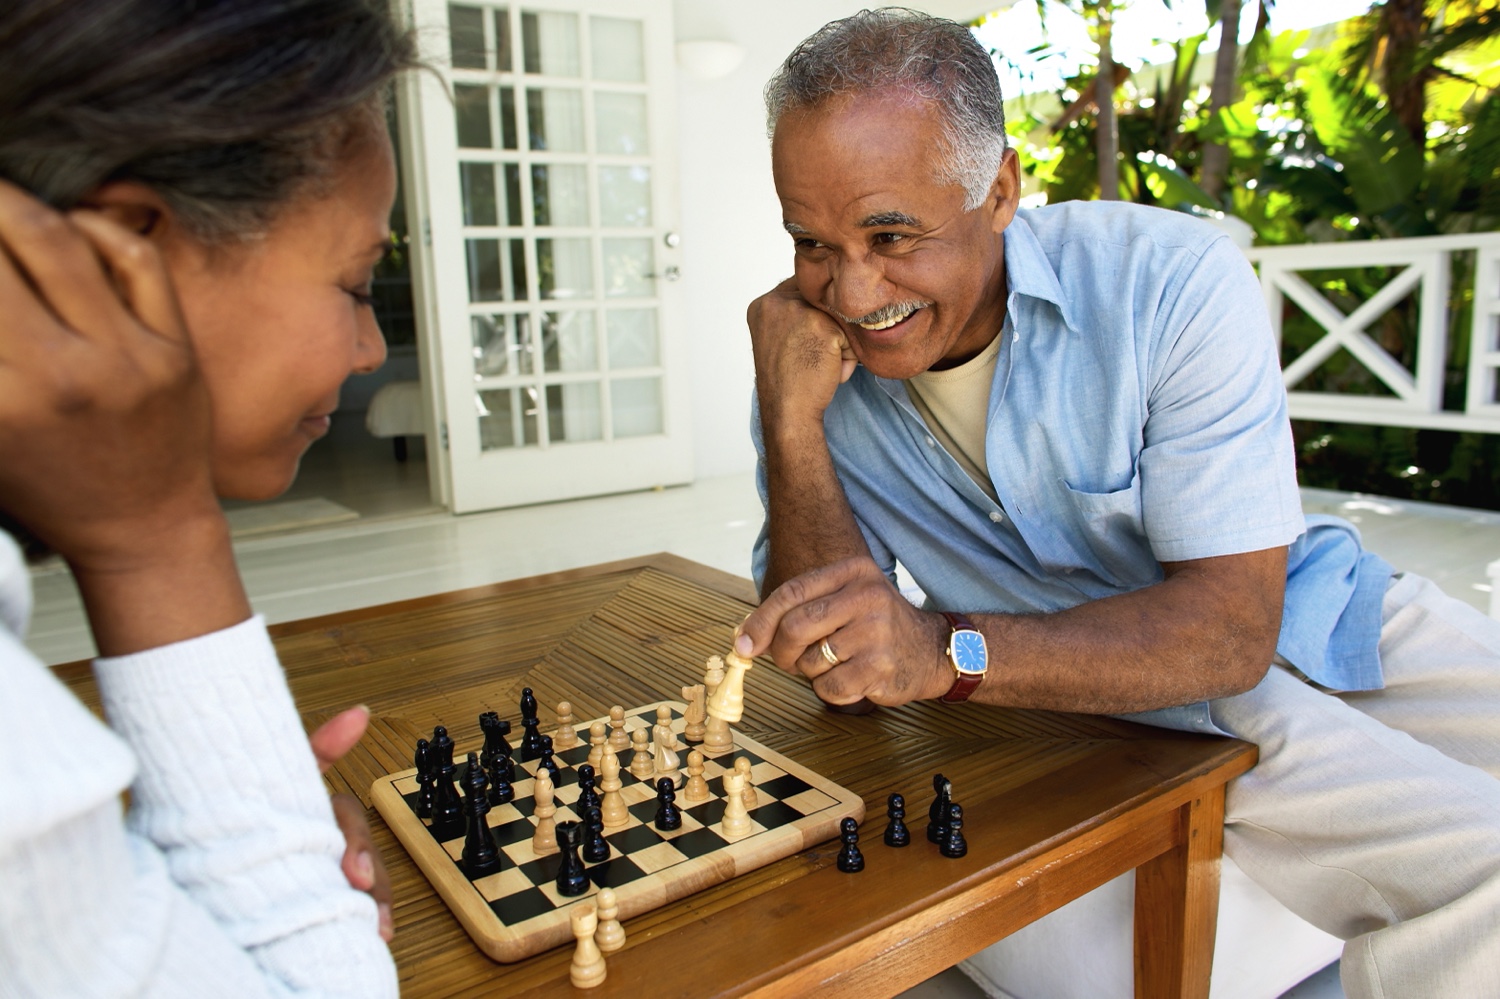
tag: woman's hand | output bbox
[309,706,395,943]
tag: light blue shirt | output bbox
[752,201,1392,734]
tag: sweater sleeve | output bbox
[0,609,398,999]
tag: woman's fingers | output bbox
[331,792,395,943]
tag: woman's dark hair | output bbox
[0,0,419,241]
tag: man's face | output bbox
[772,93,1018,380]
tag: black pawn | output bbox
[430,757,464,840]
[582,806,610,863]
[536,734,561,784]
[653,776,682,831]
[837,816,865,873]
[941,803,968,858]
[485,756,515,806]
[884,792,911,847]
[479,712,512,771]
[575,764,600,815]
[926,773,952,844]
[518,687,545,762]
[431,725,456,770]
[461,758,502,878]
[554,821,589,896]
[413,737,435,818]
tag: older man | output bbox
[736,9,1500,998]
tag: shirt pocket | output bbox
[1036,473,1157,588]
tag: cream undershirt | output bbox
[904,332,1003,503]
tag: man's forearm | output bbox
[760,418,869,598]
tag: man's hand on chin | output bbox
[735,556,952,708]
[746,277,858,429]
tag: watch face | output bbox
[950,630,987,675]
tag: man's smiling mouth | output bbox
[841,300,930,331]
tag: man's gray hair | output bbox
[765,8,1008,211]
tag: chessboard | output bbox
[370,700,865,963]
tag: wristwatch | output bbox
[939,612,987,703]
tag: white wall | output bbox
[670,0,995,479]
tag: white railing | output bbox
[1244,233,1500,433]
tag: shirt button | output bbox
[989,511,1004,523]
[925,436,936,447]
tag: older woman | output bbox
[0,1,418,994]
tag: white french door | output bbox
[402,0,689,513]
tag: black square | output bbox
[627,797,666,826]
[669,827,729,859]
[557,744,591,767]
[490,886,555,926]
[684,798,727,826]
[489,817,536,848]
[604,824,662,854]
[749,800,802,828]
[586,854,649,889]
[516,852,565,886]
[759,773,812,800]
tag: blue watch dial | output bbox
[950,629,987,675]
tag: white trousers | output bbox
[1209,573,1500,999]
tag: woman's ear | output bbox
[74,181,171,238]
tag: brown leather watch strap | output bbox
[940,612,985,704]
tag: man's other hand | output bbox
[735,556,951,707]
[747,277,857,428]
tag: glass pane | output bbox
[531,164,589,227]
[541,311,597,373]
[454,84,492,148]
[546,383,602,443]
[477,387,538,449]
[521,11,580,76]
[598,166,651,227]
[449,4,486,69]
[527,88,584,151]
[466,238,529,302]
[471,313,533,377]
[590,17,645,82]
[606,309,658,368]
[537,238,593,300]
[611,377,663,438]
[502,163,522,225]
[494,8,512,73]
[602,237,653,298]
[499,87,518,149]
[460,162,496,226]
[593,92,649,155]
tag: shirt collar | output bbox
[1001,209,1077,332]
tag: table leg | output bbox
[1133,785,1226,999]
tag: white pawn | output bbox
[683,749,710,803]
[629,728,654,780]
[594,887,626,954]
[553,701,578,750]
[599,748,629,828]
[720,772,752,838]
[734,756,758,809]
[608,705,630,752]
[569,903,606,989]
[587,720,608,773]
[532,772,557,854]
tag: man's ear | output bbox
[986,148,1021,235]
[74,181,173,240]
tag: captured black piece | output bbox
[837,816,865,872]
[941,802,967,859]
[884,792,910,847]
[927,773,952,844]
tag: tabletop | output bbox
[55,552,1256,998]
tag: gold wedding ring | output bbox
[819,638,841,666]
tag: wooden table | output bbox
[56,553,1255,998]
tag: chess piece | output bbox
[607,705,630,752]
[518,687,545,762]
[681,683,707,744]
[707,651,752,724]
[431,725,456,770]
[734,757,757,809]
[599,750,629,828]
[582,806,610,863]
[532,772,558,854]
[568,903,607,989]
[683,749,710,803]
[628,728,654,780]
[485,754,515,806]
[575,763,600,815]
[430,755,464,839]
[883,792,910,847]
[654,718,681,788]
[927,774,952,844]
[553,701,579,750]
[594,887,626,954]
[555,821,589,896]
[461,754,502,878]
[837,816,865,872]
[479,712,512,771]
[413,737,435,817]
[536,734,561,784]
[653,776,682,830]
[587,720,608,773]
[720,772,752,837]
[941,803,968,859]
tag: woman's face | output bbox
[161,130,396,500]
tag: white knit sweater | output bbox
[0,532,398,998]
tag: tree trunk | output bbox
[1199,0,1243,201]
[1380,0,1429,152]
[1095,5,1119,200]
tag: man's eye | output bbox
[793,237,824,250]
[874,232,906,245]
